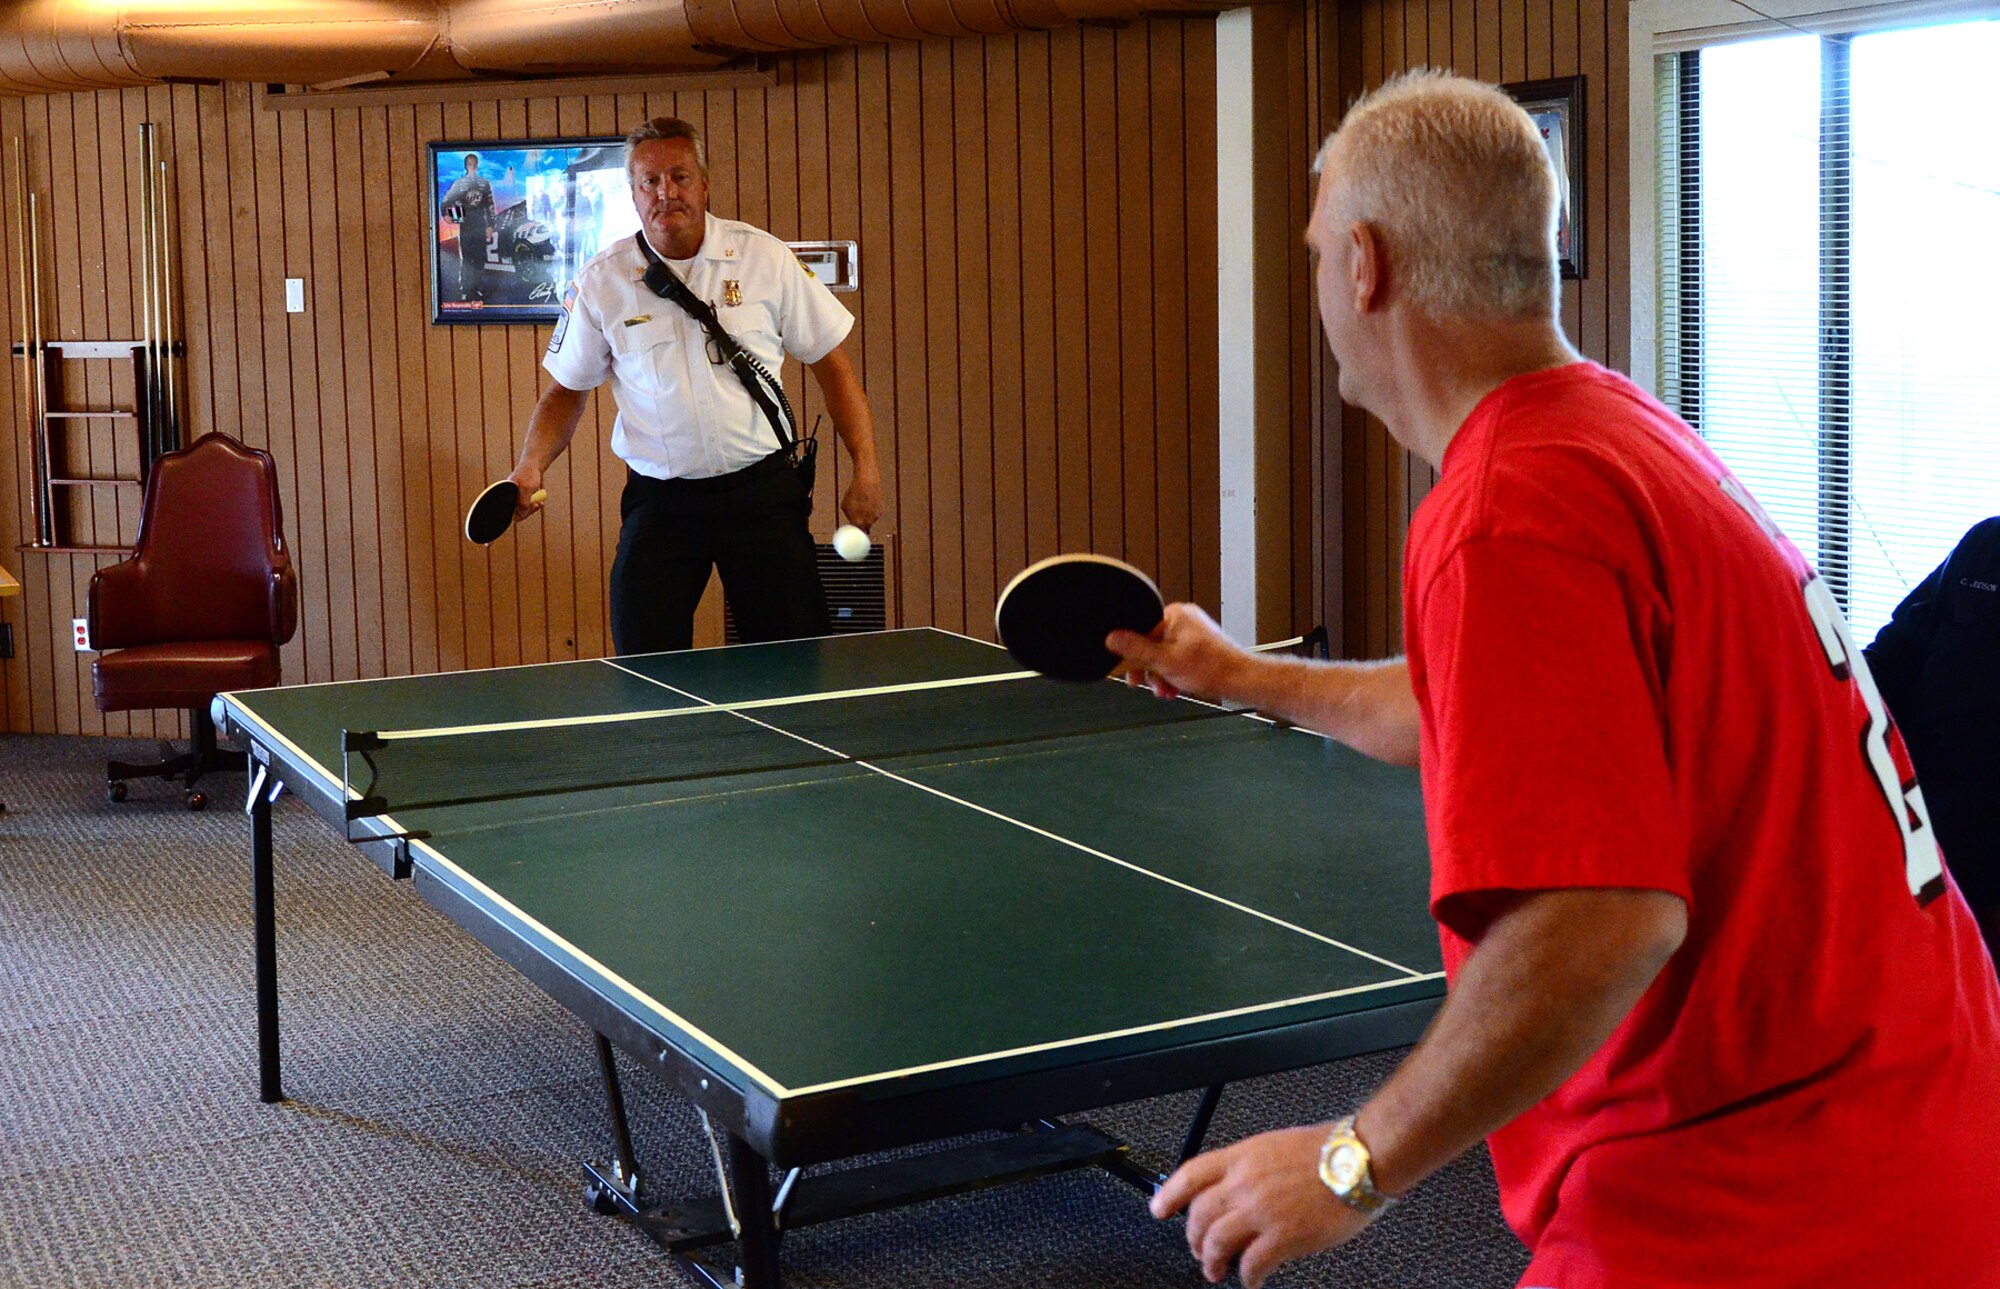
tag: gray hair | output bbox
[624,116,706,174]
[1312,69,1558,320]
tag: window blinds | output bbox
[1656,19,2000,641]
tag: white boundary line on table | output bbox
[614,662,1429,978]
[226,701,1443,1102]
[363,629,1309,742]
[217,701,798,1098]
[377,666,1036,741]
[224,628,1434,1100]
[781,973,1444,1097]
[221,626,957,694]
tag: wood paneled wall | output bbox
[1302,0,1631,658]
[0,21,1222,735]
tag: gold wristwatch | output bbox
[1318,1116,1397,1214]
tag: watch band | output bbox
[1318,1115,1397,1215]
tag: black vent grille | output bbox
[724,540,891,643]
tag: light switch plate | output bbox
[285,278,305,313]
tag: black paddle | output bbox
[995,554,1165,682]
[464,479,546,545]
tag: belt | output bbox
[631,450,793,495]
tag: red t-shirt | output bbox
[1404,362,2000,1288]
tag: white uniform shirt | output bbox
[543,212,854,481]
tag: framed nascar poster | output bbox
[1502,77,1586,281]
[429,136,637,325]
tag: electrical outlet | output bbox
[72,617,91,651]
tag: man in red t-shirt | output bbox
[1112,70,2000,1289]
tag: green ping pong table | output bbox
[218,628,1443,1287]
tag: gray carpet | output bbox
[0,731,1529,1288]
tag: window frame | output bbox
[1635,1,2000,618]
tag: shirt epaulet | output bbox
[723,220,793,260]
[576,238,637,284]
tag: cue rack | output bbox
[11,122,183,552]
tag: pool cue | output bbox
[158,156,178,450]
[28,191,51,547]
[138,122,157,463]
[12,136,49,547]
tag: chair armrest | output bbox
[88,559,157,650]
[269,552,299,646]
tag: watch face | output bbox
[1327,1143,1366,1192]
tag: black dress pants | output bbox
[608,455,831,656]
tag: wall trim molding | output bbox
[257,63,777,112]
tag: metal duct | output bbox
[681,0,1232,51]
[0,0,138,93]
[121,2,444,84]
[0,0,1235,96]
[0,1,443,94]
[444,0,713,75]
[0,0,725,95]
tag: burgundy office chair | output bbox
[88,432,298,809]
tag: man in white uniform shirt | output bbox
[508,116,883,653]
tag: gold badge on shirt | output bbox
[722,280,743,308]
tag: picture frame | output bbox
[1503,76,1585,281]
[428,137,636,325]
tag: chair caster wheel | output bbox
[584,1181,623,1215]
[186,791,206,811]
[107,781,128,803]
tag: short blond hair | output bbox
[1313,69,1558,319]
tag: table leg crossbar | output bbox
[246,755,1236,1289]
[581,1043,1232,1289]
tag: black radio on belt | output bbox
[632,234,816,496]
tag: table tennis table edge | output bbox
[226,681,793,1079]
[214,645,1447,1166]
[411,854,1443,1166]
[217,685,1441,1060]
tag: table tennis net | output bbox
[339,672,1252,828]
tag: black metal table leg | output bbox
[1178,1084,1225,1165]
[726,1132,783,1288]
[1078,1083,1231,1197]
[594,1033,643,1199]
[248,761,284,1103]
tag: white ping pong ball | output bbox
[833,525,871,562]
